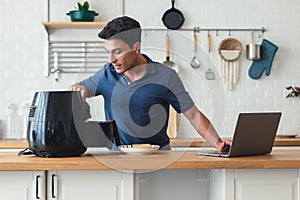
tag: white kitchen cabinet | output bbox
[47,170,134,200]
[235,169,298,200]
[209,169,299,200]
[136,169,209,200]
[0,171,45,200]
[0,170,133,200]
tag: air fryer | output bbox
[26,91,120,157]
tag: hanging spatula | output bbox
[205,33,216,80]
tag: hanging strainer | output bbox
[218,38,242,90]
[218,38,242,61]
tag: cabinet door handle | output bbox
[52,174,57,198]
[35,175,41,199]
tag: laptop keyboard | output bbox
[219,151,229,155]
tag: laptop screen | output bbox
[228,112,282,157]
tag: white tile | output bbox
[1,0,300,137]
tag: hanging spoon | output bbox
[190,29,200,69]
[205,32,216,80]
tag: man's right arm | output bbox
[68,66,105,100]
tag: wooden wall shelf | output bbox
[42,22,107,33]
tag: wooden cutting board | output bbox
[167,106,177,138]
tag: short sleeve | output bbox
[80,68,104,97]
[167,70,194,113]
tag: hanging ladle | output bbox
[190,29,200,69]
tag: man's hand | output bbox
[68,83,88,100]
[216,140,232,152]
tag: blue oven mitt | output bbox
[248,39,278,80]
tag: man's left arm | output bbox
[183,105,231,152]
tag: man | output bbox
[69,16,231,151]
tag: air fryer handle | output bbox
[81,100,92,120]
[76,91,92,120]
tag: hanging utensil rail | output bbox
[45,27,266,80]
[143,27,266,34]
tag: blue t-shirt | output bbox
[80,54,194,148]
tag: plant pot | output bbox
[67,10,99,22]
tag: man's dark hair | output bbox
[98,16,142,48]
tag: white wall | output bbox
[0,0,299,139]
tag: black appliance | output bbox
[26,91,120,157]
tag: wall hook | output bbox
[259,27,265,38]
[260,30,264,38]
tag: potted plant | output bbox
[67,1,98,22]
[286,85,300,98]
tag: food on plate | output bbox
[131,144,151,148]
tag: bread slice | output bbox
[132,144,151,148]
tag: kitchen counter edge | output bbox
[0,150,300,170]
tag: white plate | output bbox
[118,145,160,155]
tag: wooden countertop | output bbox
[170,137,300,147]
[1,150,300,170]
[0,140,28,148]
[0,150,300,170]
[1,137,300,149]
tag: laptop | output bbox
[199,112,282,157]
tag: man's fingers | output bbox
[67,84,87,100]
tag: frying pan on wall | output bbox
[162,0,185,30]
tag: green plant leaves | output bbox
[77,1,89,10]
